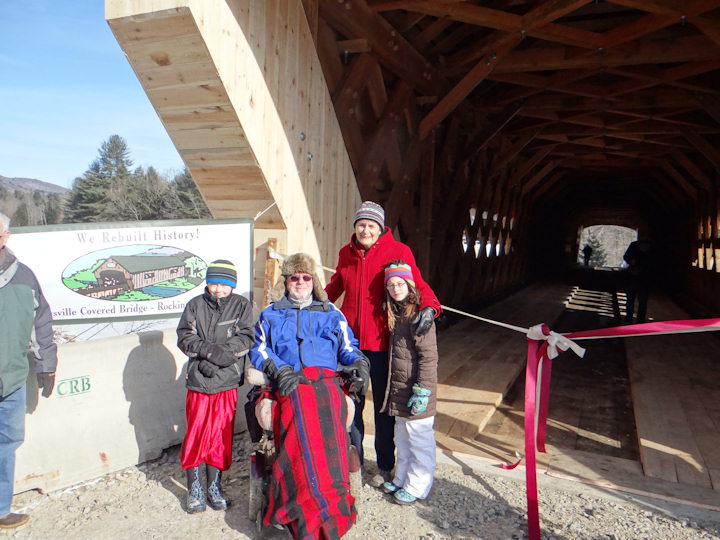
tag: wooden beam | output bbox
[300,0,319,45]
[530,169,566,202]
[610,0,720,17]
[671,151,713,191]
[332,54,378,170]
[602,2,719,48]
[356,81,415,195]
[509,146,557,188]
[411,16,454,53]
[522,0,594,29]
[420,33,519,138]
[488,128,545,178]
[320,0,445,96]
[493,35,720,73]
[368,0,603,50]
[337,38,371,54]
[462,103,523,157]
[681,128,720,172]
[316,18,345,93]
[658,159,699,197]
[521,160,559,195]
[692,91,720,125]
[692,17,720,47]
[605,62,720,98]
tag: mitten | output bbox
[37,372,55,398]
[198,360,219,378]
[407,385,431,415]
[276,366,309,396]
[197,341,214,359]
[262,359,279,378]
[411,307,435,336]
[340,356,370,395]
[206,345,236,367]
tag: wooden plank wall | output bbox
[106,0,361,271]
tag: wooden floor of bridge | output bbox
[363,272,720,510]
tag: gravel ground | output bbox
[4,434,720,540]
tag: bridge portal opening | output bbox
[577,225,637,268]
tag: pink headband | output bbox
[384,263,415,288]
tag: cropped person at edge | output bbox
[0,211,58,530]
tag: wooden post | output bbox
[262,238,281,309]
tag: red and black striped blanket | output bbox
[265,366,357,539]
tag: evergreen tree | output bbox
[172,168,211,219]
[64,135,134,223]
[98,134,133,177]
[63,136,212,223]
[12,201,29,226]
[587,231,607,266]
[45,193,63,224]
[63,163,109,223]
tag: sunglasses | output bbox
[289,274,313,282]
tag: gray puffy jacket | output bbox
[176,289,254,394]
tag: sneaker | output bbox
[381,481,400,494]
[368,469,391,488]
[0,513,29,529]
[393,488,418,505]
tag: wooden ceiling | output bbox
[315,0,720,211]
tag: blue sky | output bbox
[0,1,185,189]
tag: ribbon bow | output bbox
[526,323,586,359]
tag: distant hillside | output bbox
[0,175,68,195]
[0,175,67,226]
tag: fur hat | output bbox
[269,252,328,303]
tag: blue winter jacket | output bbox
[250,295,364,372]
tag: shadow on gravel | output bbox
[409,471,571,540]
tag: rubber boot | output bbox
[185,466,206,514]
[206,464,229,510]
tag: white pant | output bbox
[393,416,436,499]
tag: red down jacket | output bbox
[325,227,441,351]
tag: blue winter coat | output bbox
[251,295,364,372]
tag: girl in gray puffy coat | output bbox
[379,260,438,505]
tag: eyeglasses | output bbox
[289,274,313,282]
[386,282,407,290]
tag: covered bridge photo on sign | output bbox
[95,255,187,291]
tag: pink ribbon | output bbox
[520,317,720,540]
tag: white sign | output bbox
[11,219,253,323]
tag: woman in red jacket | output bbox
[325,201,441,487]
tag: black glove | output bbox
[340,357,370,396]
[276,366,309,397]
[207,345,236,367]
[198,342,235,367]
[412,306,435,336]
[37,372,55,398]
[197,341,214,359]
[262,359,279,379]
[198,360,219,378]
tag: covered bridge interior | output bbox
[107,0,720,507]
